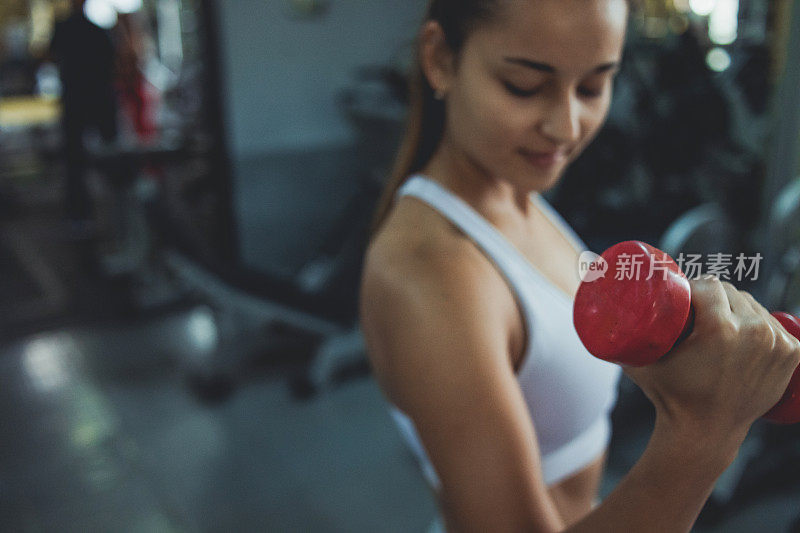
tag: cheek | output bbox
[577,100,612,147]
[451,85,530,156]
[578,116,602,147]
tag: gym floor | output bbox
[2,185,799,532]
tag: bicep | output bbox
[363,259,563,533]
[411,339,563,533]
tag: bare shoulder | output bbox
[362,198,494,307]
[361,196,493,296]
[359,198,517,410]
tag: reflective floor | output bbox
[2,312,800,532]
[0,312,436,532]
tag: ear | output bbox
[419,20,456,97]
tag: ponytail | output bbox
[368,38,445,237]
[368,0,501,238]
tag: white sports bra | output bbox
[389,174,621,489]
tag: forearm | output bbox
[565,415,746,533]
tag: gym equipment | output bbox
[573,240,691,367]
[83,138,196,313]
[765,178,800,313]
[162,251,364,402]
[573,240,800,424]
[86,139,189,275]
[158,157,382,401]
[659,202,739,262]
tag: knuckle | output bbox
[782,335,800,359]
[743,320,775,347]
[714,317,739,342]
[692,277,720,292]
[751,299,769,315]
[764,324,779,349]
[739,290,755,304]
[721,281,736,292]
[775,340,793,362]
[775,332,790,351]
[779,345,800,373]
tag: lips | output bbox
[520,148,567,168]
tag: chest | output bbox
[508,207,583,301]
[497,206,583,370]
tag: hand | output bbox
[624,277,800,438]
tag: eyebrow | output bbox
[503,56,620,74]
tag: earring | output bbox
[434,89,445,101]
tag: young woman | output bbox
[359,1,800,531]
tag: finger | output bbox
[739,291,785,335]
[738,290,767,317]
[737,291,781,332]
[689,278,732,327]
[765,311,797,348]
[720,282,750,316]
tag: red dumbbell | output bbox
[764,312,800,424]
[573,240,800,424]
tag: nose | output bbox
[539,91,581,146]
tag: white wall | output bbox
[217,0,427,157]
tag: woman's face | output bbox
[427,0,629,192]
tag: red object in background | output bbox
[764,312,800,424]
[573,240,692,367]
[118,72,157,142]
[114,12,158,143]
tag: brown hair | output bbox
[369,0,502,237]
[369,0,635,238]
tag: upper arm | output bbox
[360,244,564,533]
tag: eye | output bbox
[578,74,615,99]
[577,86,603,98]
[503,81,540,98]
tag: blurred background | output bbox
[0,0,799,531]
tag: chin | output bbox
[521,167,564,192]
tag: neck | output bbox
[420,135,538,225]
